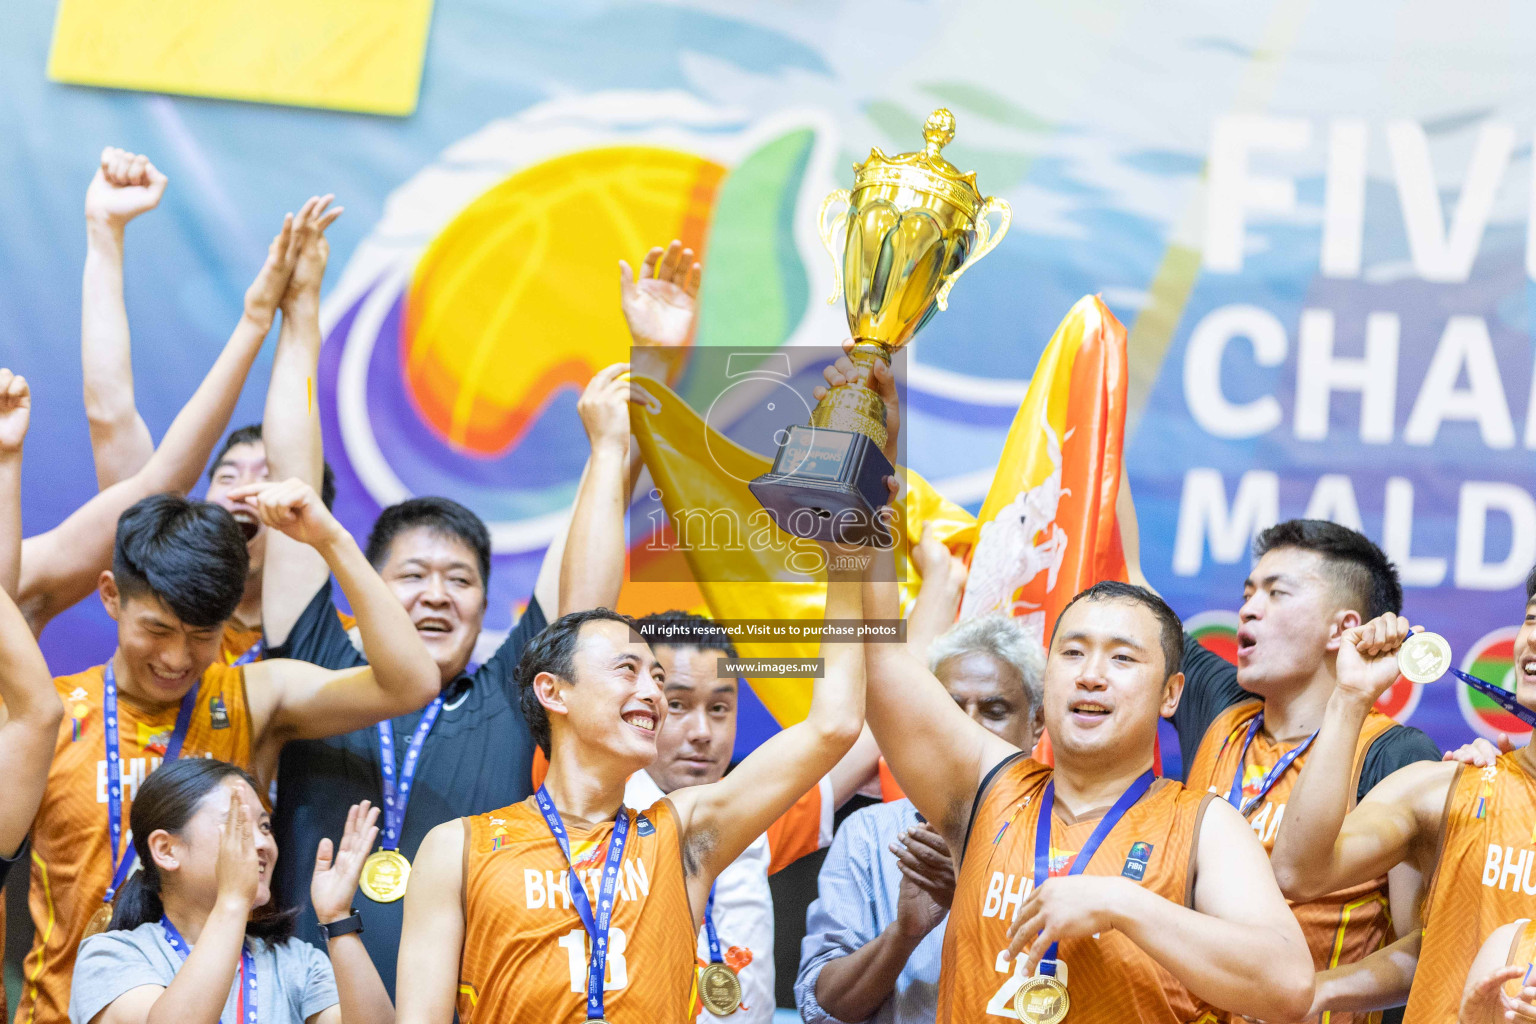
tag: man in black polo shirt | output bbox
[257,221,639,993]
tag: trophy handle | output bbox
[934,196,1012,311]
[818,189,852,305]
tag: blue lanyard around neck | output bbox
[703,886,725,965]
[1225,713,1317,815]
[1031,771,1155,975]
[159,916,257,1024]
[103,660,199,905]
[534,785,631,1020]
[376,696,444,851]
[1450,668,1536,729]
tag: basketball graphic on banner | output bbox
[1457,627,1530,743]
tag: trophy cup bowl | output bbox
[748,108,1011,545]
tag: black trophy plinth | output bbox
[749,424,893,546]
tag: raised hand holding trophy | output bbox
[749,108,1010,544]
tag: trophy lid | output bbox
[852,109,985,218]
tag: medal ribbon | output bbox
[1449,668,1536,730]
[103,660,200,906]
[1031,770,1155,977]
[376,696,444,851]
[1225,713,1317,815]
[160,916,257,1024]
[703,886,726,966]
[229,641,264,667]
[535,785,631,1021]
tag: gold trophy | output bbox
[749,108,1010,543]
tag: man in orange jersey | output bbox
[394,559,868,1024]
[1169,520,1439,1024]
[1272,594,1536,1024]
[17,478,440,1024]
[864,572,1315,1024]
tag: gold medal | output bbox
[83,903,114,939]
[698,962,743,1016]
[1013,972,1070,1024]
[1397,631,1452,685]
[359,849,412,902]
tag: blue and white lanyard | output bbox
[1225,713,1317,815]
[376,696,444,850]
[1031,771,1155,976]
[534,786,630,1021]
[102,660,199,906]
[703,886,726,965]
[230,641,264,667]
[160,916,257,1024]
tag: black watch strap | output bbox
[320,910,364,940]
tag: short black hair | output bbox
[208,424,338,510]
[516,608,641,757]
[364,497,492,590]
[1253,519,1402,619]
[1052,580,1184,680]
[1523,564,1536,603]
[634,610,738,659]
[113,494,249,628]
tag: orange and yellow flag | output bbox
[960,295,1131,767]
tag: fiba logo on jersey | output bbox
[1457,626,1530,743]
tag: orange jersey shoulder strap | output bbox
[1183,699,1263,793]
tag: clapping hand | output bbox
[244,196,333,327]
[892,822,954,940]
[311,801,380,926]
[281,195,344,315]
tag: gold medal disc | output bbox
[1013,974,1070,1024]
[1397,631,1453,685]
[359,849,412,903]
[83,904,114,939]
[698,962,743,1016]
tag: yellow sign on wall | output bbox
[47,0,434,116]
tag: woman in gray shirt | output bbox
[71,759,391,1024]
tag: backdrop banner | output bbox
[7,1,1536,752]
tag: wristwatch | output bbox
[319,910,364,940]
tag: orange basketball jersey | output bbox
[457,797,697,1024]
[939,756,1217,1024]
[17,662,253,1024]
[1404,750,1536,1024]
[1185,701,1398,1024]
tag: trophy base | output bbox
[749,425,894,546]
